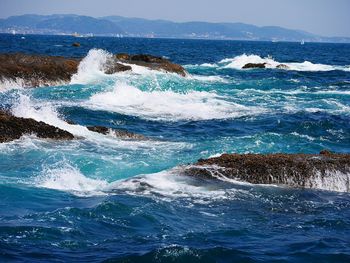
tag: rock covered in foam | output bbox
[115,53,187,76]
[0,110,74,143]
[0,53,79,87]
[183,152,350,192]
[87,126,146,140]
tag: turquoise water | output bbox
[0,35,350,262]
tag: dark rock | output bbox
[320,149,333,155]
[87,126,145,140]
[183,152,350,191]
[104,62,132,74]
[0,53,79,87]
[242,63,266,69]
[115,53,187,76]
[0,110,74,143]
[276,64,289,69]
[72,42,81,47]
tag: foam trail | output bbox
[218,54,350,72]
[86,83,265,121]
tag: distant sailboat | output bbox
[301,39,305,45]
[11,29,16,35]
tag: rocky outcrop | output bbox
[0,110,74,143]
[242,63,290,70]
[242,63,266,69]
[87,126,146,140]
[0,53,187,88]
[115,53,187,76]
[104,62,132,74]
[183,152,350,192]
[0,53,79,87]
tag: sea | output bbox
[0,34,350,262]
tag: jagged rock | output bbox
[0,53,79,87]
[87,126,145,140]
[115,53,187,76]
[72,42,81,47]
[0,110,74,143]
[183,152,350,191]
[242,63,267,69]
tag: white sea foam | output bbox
[306,170,350,192]
[36,163,109,196]
[187,74,228,83]
[70,49,114,84]
[86,82,265,121]
[109,169,244,202]
[11,94,91,137]
[35,162,350,198]
[10,93,189,151]
[0,78,25,91]
[217,54,350,72]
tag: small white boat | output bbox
[301,39,305,45]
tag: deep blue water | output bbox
[0,34,350,262]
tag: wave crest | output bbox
[86,83,265,121]
[217,54,350,72]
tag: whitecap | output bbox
[86,82,266,121]
[70,49,114,84]
[218,53,350,72]
[36,162,109,196]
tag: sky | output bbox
[1,0,349,37]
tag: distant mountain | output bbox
[102,15,317,41]
[0,14,124,35]
[0,14,349,43]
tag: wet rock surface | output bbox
[0,110,74,143]
[0,53,79,87]
[115,53,187,76]
[242,63,267,69]
[183,152,350,191]
[0,52,187,88]
[87,126,146,140]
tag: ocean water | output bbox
[0,34,350,262]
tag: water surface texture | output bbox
[1,35,350,262]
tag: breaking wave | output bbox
[86,83,266,121]
[70,49,114,84]
[36,162,109,196]
[35,163,350,198]
[204,54,350,72]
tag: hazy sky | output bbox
[1,0,349,37]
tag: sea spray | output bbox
[70,49,114,84]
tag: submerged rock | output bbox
[0,110,74,143]
[115,53,187,76]
[0,53,79,87]
[72,42,81,47]
[276,64,289,69]
[183,152,350,192]
[87,126,146,140]
[242,63,266,69]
